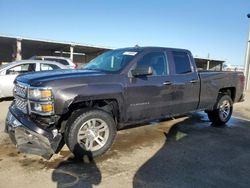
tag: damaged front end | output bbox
[5,103,63,160]
[4,81,65,159]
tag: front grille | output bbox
[14,83,27,98]
[15,96,28,114]
[14,82,28,114]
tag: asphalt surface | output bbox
[133,114,250,188]
[0,92,249,188]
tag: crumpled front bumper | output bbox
[5,105,63,159]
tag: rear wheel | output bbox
[65,109,116,159]
[207,95,233,126]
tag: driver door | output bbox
[125,50,175,122]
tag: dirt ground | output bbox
[233,91,250,120]
[0,92,249,188]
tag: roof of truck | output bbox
[116,46,190,52]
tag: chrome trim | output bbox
[14,95,28,114]
[13,81,54,116]
[14,81,28,98]
[6,110,62,159]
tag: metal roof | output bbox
[0,34,112,54]
[194,57,225,63]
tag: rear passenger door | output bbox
[170,51,200,115]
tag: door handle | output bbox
[163,81,172,85]
[190,79,199,83]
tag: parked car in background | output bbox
[0,60,68,99]
[30,56,77,69]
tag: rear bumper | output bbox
[5,105,63,159]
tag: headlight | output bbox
[28,87,54,115]
[29,88,53,101]
[30,102,54,115]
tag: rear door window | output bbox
[40,63,61,71]
[172,51,192,74]
[44,58,69,65]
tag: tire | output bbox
[207,95,233,126]
[64,109,117,159]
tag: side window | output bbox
[136,52,168,76]
[6,63,36,75]
[45,58,69,65]
[172,51,192,74]
[40,63,60,71]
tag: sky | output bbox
[0,0,249,66]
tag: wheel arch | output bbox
[218,87,236,102]
[58,98,121,133]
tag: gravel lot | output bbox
[0,92,249,188]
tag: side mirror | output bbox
[130,66,153,77]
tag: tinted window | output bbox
[44,58,69,65]
[173,51,192,74]
[6,63,36,75]
[137,52,168,76]
[40,63,60,71]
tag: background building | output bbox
[0,35,227,71]
[0,34,110,66]
[195,57,224,71]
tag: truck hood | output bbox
[15,69,107,86]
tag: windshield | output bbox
[82,49,139,72]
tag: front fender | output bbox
[53,83,125,116]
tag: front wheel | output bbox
[65,109,117,159]
[207,95,233,126]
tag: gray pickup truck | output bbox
[5,47,245,159]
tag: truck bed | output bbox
[198,70,244,110]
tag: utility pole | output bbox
[244,14,250,90]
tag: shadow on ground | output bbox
[0,97,13,102]
[133,113,250,188]
[52,155,101,188]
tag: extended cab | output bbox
[5,47,245,159]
